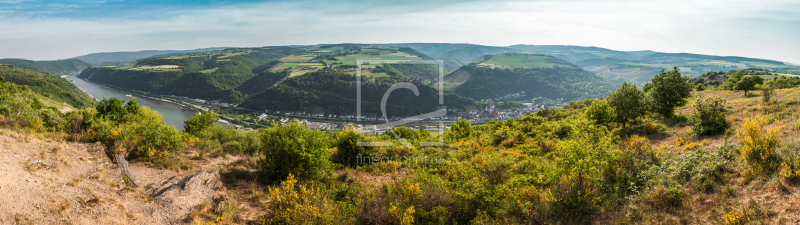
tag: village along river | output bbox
[66,74,199,130]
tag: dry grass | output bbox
[624,88,800,224]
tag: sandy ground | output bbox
[0,129,225,224]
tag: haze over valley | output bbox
[1,0,799,224]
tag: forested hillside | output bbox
[0,58,91,75]
[449,54,616,101]
[0,65,96,108]
[79,47,299,103]
[239,68,473,117]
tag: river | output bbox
[65,74,199,130]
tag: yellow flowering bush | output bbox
[724,205,750,225]
[389,203,415,225]
[779,154,800,181]
[682,142,700,151]
[259,174,352,225]
[736,116,781,176]
[675,137,686,146]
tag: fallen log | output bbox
[115,154,140,187]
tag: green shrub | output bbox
[332,128,378,167]
[259,122,332,181]
[585,99,615,126]
[549,174,599,223]
[445,118,473,141]
[667,148,728,192]
[118,107,187,158]
[648,184,686,209]
[692,96,730,135]
[197,126,262,156]
[184,111,218,135]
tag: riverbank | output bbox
[65,75,238,128]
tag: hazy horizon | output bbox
[1,0,798,64]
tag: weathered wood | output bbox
[115,154,140,187]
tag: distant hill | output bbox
[402,43,800,84]
[72,47,232,66]
[0,58,91,75]
[448,54,616,101]
[0,65,96,108]
[400,43,519,72]
[79,46,300,103]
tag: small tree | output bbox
[648,67,692,118]
[756,84,774,104]
[606,82,645,128]
[692,96,729,135]
[721,71,744,90]
[183,111,218,135]
[735,76,763,96]
[585,100,616,126]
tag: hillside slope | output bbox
[0,58,91,75]
[448,54,616,101]
[79,47,297,103]
[403,43,800,84]
[72,47,231,66]
[0,65,96,108]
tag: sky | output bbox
[0,0,798,64]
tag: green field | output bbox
[200,67,218,74]
[480,54,571,69]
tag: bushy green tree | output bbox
[606,82,645,128]
[183,111,218,135]
[445,118,473,141]
[332,128,377,167]
[585,100,616,126]
[96,97,128,123]
[259,122,332,181]
[769,76,792,89]
[692,96,729,135]
[721,71,744,90]
[695,83,706,91]
[735,75,763,96]
[648,67,692,118]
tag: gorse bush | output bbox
[724,205,750,225]
[779,154,800,182]
[259,174,354,224]
[736,116,781,176]
[259,121,332,181]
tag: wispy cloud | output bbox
[0,0,798,64]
